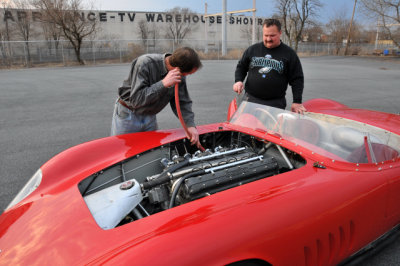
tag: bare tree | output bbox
[240,22,263,46]
[326,20,348,54]
[12,0,37,66]
[325,6,365,55]
[359,0,400,48]
[0,0,13,42]
[137,19,159,50]
[137,19,149,47]
[33,0,98,64]
[325,9,350,54]
[275,0,322,51]
[302,22,323,42]
[0,24,11,66]
[0,0,13,66]
[164,7,197,46]
[40,17,62,55]
[362,25,381,43]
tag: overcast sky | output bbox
[88,0,359,23]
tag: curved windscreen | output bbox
[229,101,400,164]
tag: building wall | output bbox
[1,9,265,45]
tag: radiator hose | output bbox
[174,83,205,151]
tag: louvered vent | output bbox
[304,220,355,266]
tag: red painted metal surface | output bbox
[304,98,400,135]
[1,99,400,266]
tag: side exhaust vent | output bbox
[304,220,355,266]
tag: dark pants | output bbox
[244,92,286,109]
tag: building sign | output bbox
[2,10,264,26]
[1,9,265,43]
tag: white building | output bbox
[1,9,265,45]
[0,9,266,64]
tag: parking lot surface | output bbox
[0,56,399,264]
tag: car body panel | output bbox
[1,98,400,266]
[0,162,393,265]
[304,98,400,135]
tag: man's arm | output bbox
[287,51,307,114]
[233,47,251,94]
[128,58,182,109]
[127,62,168,108]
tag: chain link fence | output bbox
[1,39,398,67]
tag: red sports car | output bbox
[1,98,399,265]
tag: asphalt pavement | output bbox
[0,56,399,264]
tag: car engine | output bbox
[79,131,305,229]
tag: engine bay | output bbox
[79,131,306,230]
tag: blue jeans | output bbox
[110,100,158,136]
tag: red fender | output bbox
[227,97,238,121]
[303,98,349,112]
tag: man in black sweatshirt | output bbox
[233,19,307,114]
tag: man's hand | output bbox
[162,68,182,88]
[233,81,244,94]
[187,127,201,149]
[291,103,307,114]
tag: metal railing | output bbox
[0,39,398,67]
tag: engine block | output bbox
[182,156,279,200]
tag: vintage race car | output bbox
[1,98,400,265]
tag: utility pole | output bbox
[205,3,208,53]
[344,0,357,55]
[375,18,379,50]
[252,0,256,44]
[204,1,256,57]
[222,0,227,56]
[374,22,400,50]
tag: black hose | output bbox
[142,158,191,190]
[168,169,206,209]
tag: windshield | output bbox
[229,101,400,164]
